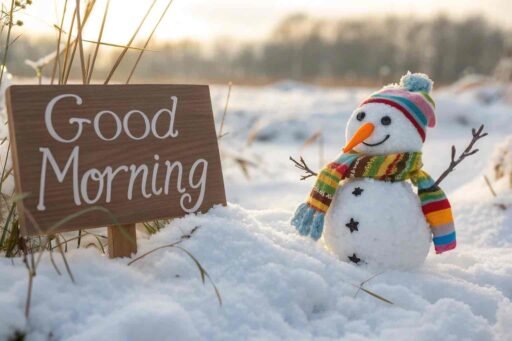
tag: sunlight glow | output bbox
[16,0,512,44]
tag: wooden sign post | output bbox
[6,84,226,258]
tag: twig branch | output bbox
[289,156,318,180]
[434,124,488,187]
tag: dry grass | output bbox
[492,137,512,188]
[300,130,324,168]
[0,0,226,325]
[1,0,177,254]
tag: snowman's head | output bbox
[344,72,436,155]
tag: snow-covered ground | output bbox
[1,79,512,340]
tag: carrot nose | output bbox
[343,122,375,153]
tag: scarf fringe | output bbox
[292,203,324,240]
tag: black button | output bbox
[345,218,359,233]
[352,187,364,196]
[348,253,361,264]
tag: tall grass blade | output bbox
[104,0,157,84]
[60,8,76,84]
[87,0,109,84]
[126,0,174,83]
[0,0,14,86]
[62,0,96,84]
[49,245,62,275]
[51,0,68,84]
[0,141,11,195]
[49,206,119,236]
[74,0,87,84]
[4,218,19,257]
[83,40,155,51]
[77,229,82,248]
[359,287,394,305]
[89,233,106,254]
[55,235,75,283]
[217,82,232,138]
[18,205,119,267]
[126,228,222,306]
[24,261,33,317]
[174,246,222,306]
[7,33,22,48]
[0,202,16,247]
[53,25,155,51]
[301,131,322,149]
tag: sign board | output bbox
[6,84,226,237]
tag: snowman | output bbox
[292,72,456,269]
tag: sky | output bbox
[18,0,512,44]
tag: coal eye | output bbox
[381,116,392,125]
[356,112,366,121]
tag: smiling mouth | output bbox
[362,134,390,147]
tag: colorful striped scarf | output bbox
[291,152,456,254]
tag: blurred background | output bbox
[7,0,512,85]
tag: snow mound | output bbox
[1,203,511,340]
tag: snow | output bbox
[1,79,512,340]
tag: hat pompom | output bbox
[399,72,433,93]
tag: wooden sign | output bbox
[6,84,226,255]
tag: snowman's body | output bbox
[324,178,431,269]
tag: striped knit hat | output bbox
[359,72,436,141]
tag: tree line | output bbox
[6,14,509,84]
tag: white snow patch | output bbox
[1,204,511,340]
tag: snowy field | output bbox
[1,79,512,340]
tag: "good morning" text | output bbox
[37,94,208,213]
